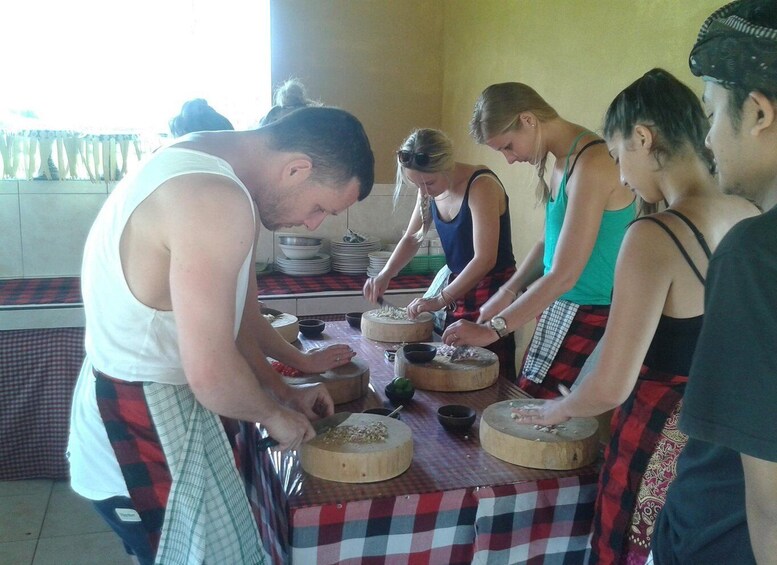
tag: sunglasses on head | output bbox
[396,150,431,168]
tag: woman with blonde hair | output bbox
[444,82,636,394]
[364,128,517,379]
[514,69,759,563]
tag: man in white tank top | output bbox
[68,107,374,564]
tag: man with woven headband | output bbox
[652,1,777,564]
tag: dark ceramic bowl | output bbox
[402,343,437,364]
[346,312,363,330]
[437,405,476,432]
[298,319,325,338]
[363,407,401,419]
[384,382,415,406]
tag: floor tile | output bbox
[0,480,52,498]
[0,539,36,565]
[0,494,49,543]
[32,532,132,565]
[40,483,111,538]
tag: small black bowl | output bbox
[385,382,415,406]
[363,407,401,419]
[402,343,437,364]
[298,319,325,338]
[437,405,476,432]
[346,312,363,330]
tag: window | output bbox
[1,0,271,133]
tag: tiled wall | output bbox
[0,180,418,279]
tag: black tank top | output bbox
[636,210,711,375]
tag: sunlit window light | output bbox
[0,0,271,134]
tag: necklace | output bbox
[433,176,454,201]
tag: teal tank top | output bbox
[543,133,636,305]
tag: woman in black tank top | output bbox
[512,69,760,564]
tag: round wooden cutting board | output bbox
[283,358,370,405]
[480,399,599,470]
[261,306,299,343]
[394,344,499,392]
[361,309,434,343]
[300,413,413,483]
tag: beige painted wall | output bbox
[271,0,444,182]
[270,0,726,353]
[440,0,723,262]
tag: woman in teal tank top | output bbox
[444,82,635,397]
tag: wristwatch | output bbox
[489,316,509,338]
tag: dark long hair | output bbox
[603,68,715,175]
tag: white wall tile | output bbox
[0,180,19,195]
[0,194,23,278]
[20,193,106,277]
[347,191,416,246]
[18,180,107,195]
[255,226,274,265]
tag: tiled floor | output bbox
[0,479,132,565]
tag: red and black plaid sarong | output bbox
[447,267,517,381]
[518,304,609,398]
[590,364,687,564]
[94,372,172,554]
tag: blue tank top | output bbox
[432,169,515,275]
[543,136,636,305]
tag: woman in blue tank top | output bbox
[444,82,636,394]
[363,128,517,379]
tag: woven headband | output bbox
[689,0,777,92]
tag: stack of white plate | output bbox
[367,251,392,278]
[330,237,382,274]
[275,253,331,276]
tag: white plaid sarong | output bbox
[522,299,580,384]
[423,264,452,334]
[145,383,268,565]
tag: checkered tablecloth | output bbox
[0,273,434,306]
[256,272,433,296]
[0,328,85,480]
[247,321,601,564]
[0,277,82,306]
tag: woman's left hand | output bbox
[298,344,355,374]
[442,319,498,347]
[406,296,442,319]
[512,398,570,426]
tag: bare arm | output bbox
[167,179,314,449]
[742,454,777,564]
[515,221,672,423]
[364,195,423,302]
[446,148,624,347]
[500,149,619,331]
[477,237,545,322]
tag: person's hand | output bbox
[283,382,335,420]
[406,296,443,319]
[298,344,355,374]
[363,274,390,303]
[477,289,516,323]
[261,405,316,451]
[511,398,570,427]
[442,319,498,347]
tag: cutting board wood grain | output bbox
[261,306,299,343]
[480,399,599,470]
[394,343,499,392]
[300,413,413,483]
[361,309,434,343]
[283,358,370,405]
